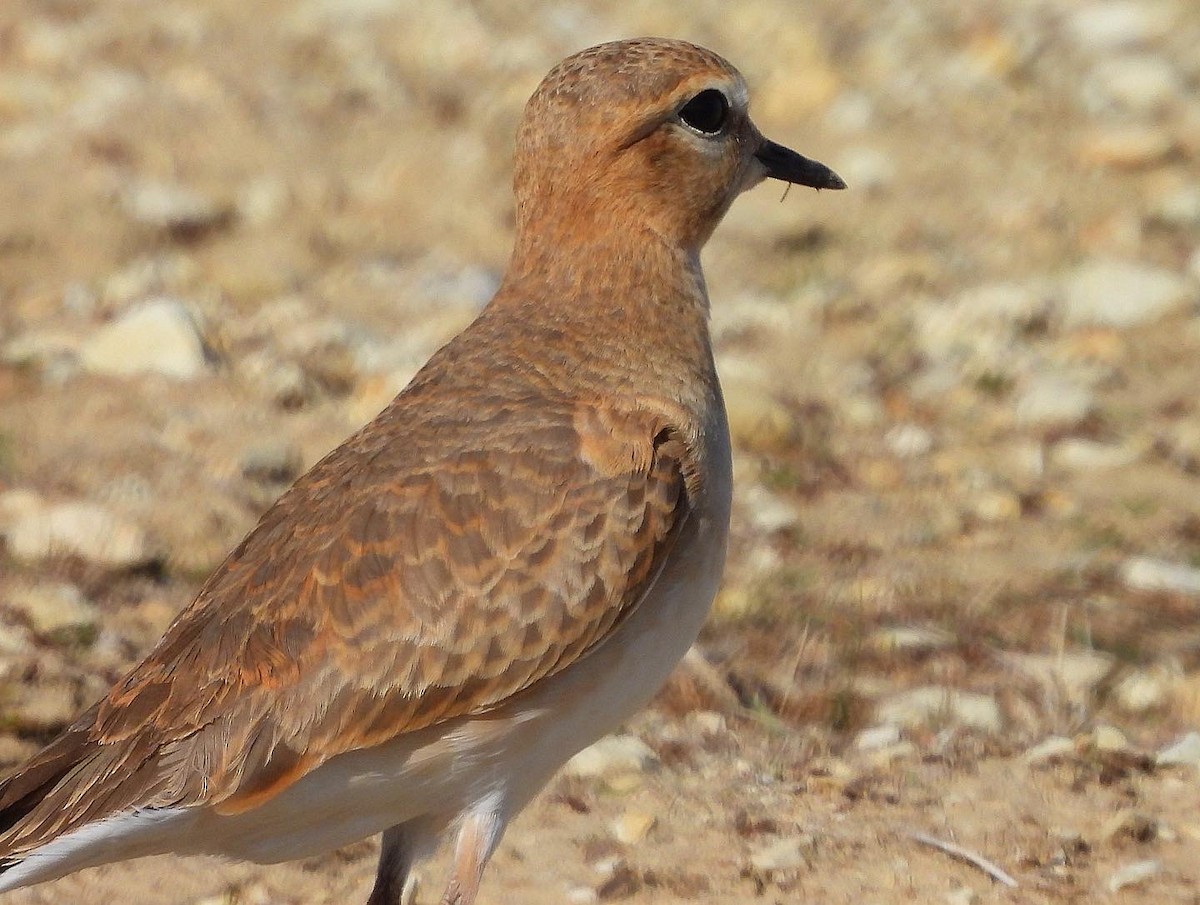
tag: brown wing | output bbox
[0,385,694,853]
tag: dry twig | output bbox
[908,830,1019,888]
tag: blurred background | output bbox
[0,0,1198,902]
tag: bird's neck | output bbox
[487,211,718,406]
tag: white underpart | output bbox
[0,405,733,894]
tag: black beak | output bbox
[755,139,846,191]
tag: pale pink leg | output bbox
[439,808,505,905]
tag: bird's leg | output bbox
[439,808,505,905]
[366,825,417,905]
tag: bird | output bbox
[0,37,843,905]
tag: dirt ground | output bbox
[1,0,1199,902]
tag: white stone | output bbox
[1113,668,1170,713]
[1052,439,1141,471]
[740,484,801,533]
[1083,55,1182,113]
[749,836,810,873]
[1107,859,1160,892]
[1156,732,1200,767]
[1014,375,1095,429]
[855,724,902,752]
[6,582,98,635]
[80,298,210,379]
[885,423,934,458]
[122,179,229,233]
[876,687,1003,733]
[1121,556,1200,595]
[1023,736,1076,765]
[1066,2,1176,52]
[1007,651,1114,704]
[562,735,657,779]
[4,500,152,568]
[1060,260,1193,329]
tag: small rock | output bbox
[885,423,934,458]
[563,735,657,779]
[8,681,78,732]
[121,179,232,238]
[945,887,979,905]
[1083,55,1182,114]
[1014,375,1095,429]
[1066,2,1176,52]
[837,145,894,192]
[241,442,304,486]
[855,724,902,752]
[740,484,801,533]
[1052,439,1141,471]
[610,810,655,845]
[1113,667,1171,713]
[1121,556,1200,595]
[1149,184,1200,229]
[1091,724,1133,754]
[80,298,211,379]
[1023,736,1076,766]
[749,836,812,873]
[5,582,98,637]
[1061,260,1193,328]
[1078,127,1176,169]
[1102,810,1161,845]
[1007,651,1115,704]
[4,500,153,568]
[1156,732,1200,767]
[969,489,1022,523]
[566,888,599,905]
[868,625,955,655]
[236,176,290,227]
[876,687,1003,733]
[1107,859,1160,892]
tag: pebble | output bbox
[945,888,979,905]
[4,500,153,568]
[739,484,801,533]
[1065,2,1176,52]
[1051,439,1141,471]
[875,687,1003,734]
[1023,736,1076,766]
[1060,259,1193,328]
[968,489,1022,523]
[867,625,954,656]
[885,423,934,458]
[1014,374,1095,429]
[1121,556,1200,595]
[1113,667,1171,713]
[1107,859,1160,892]
[240,441,304,486]
[749,836,812,873]
[1077,127,1176,169]
[1007,651,1114,704]
[7,681,78,732]
[1149,184,1200,229]
[610,809,656,845]
[854,724,902,752]
[80,297,211,379]
[1082,55,1182,114]
[563,735,657,779]
[1156,731,1200,767]
[121,179,232,238]
[5,582,98,637]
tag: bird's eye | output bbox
[677,89,730,135]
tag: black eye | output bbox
[677,89,730,135]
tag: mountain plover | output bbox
[0,37,843,905]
